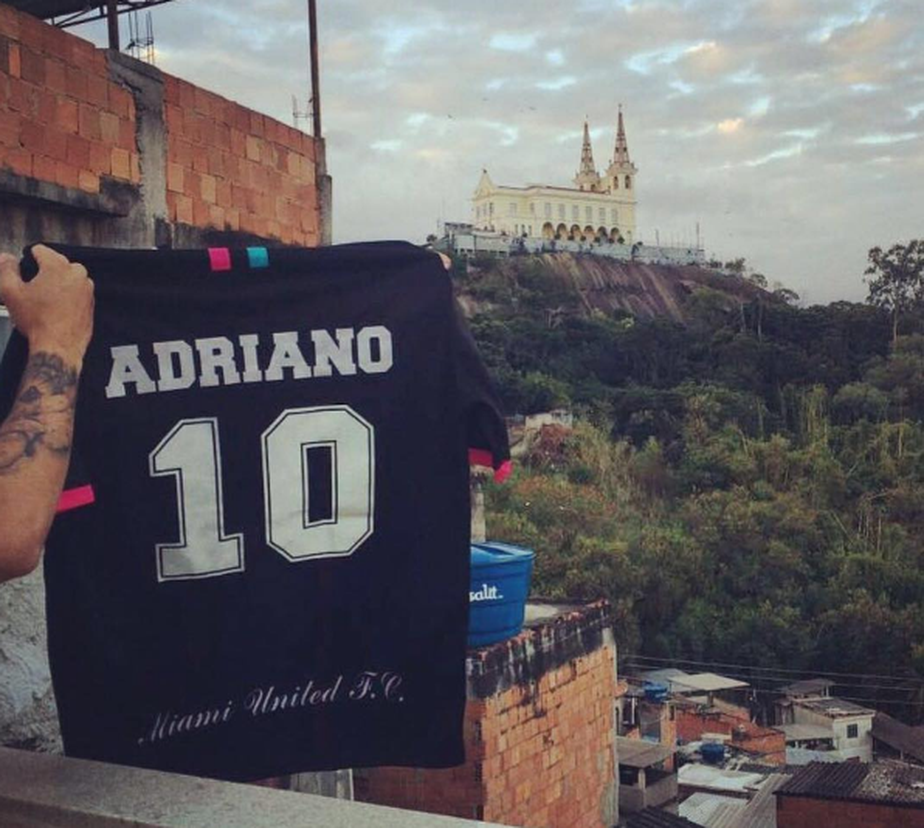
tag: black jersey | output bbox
[0,242,509,781]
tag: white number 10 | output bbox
[149,406,375,583]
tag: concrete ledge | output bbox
[0,169,138,217]
[0,747,504,828]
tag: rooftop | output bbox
[795,697,874,718]
[679,791,746,826]
[617,736,675,768]
[626,808,699,828]
[640,669,749,693]
[871,711,924,764]
[678,764,768,795]
[780,678,835,696]
[776,760,924,808]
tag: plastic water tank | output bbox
[468,542,535,648]
[701,742,726,764]
[643,681,669,703]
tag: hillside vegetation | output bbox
[459,252,924,722]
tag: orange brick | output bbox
[65,65,88,100]
[5,146,31,177]
[86,73,108,108]
[162,73,179,104]
[0,5,21,40]
[8,43,20,79]
[184,169,201,198]
[108,86,132,119]
[32,153,55,183]
[216,178,232,208]
[165,103,183,135]
[209,204,225,228]
[44,127,67,161]
[99,111,119,145]
[78,103,100,140]
[78,169,99,193]
[88,141,110,174]
[249,111,264,137]
[193,144,209,173]
[118,117,135,151]
[110,146,130,179]
[166,161,184,193]
[19,47,44,84]
[173,193,193,224]
[43,58,66,93]
[200,173,218,203]
[19,119,44,153]
[54,158,78,189]
[245,135,261,162]
[130,152,140,183]
[225,207,240,231]
[55,97,78,133]
[192,197,210,227]
[170,136,194,168]
[66,134,90,168]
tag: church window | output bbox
[599,207,606,223]
[613,177,619,190]
[545,203,552,218]
[558,204,565,219]
[572,205,579,220]
[529,203,536,215]
[585,206,593,222]
[611,208,618,224]
[509,203,517,216]
[625,175,632,189]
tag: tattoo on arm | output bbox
[0,353,79,475]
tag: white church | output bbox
[471,107,638,244]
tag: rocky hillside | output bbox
[456,253,768,323]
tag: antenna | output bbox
[126,10,155,64]
[292,95,311,132]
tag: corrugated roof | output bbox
[626,808,700,828]
[780,678,835,696]
[679,764,767,793]
[728,774,788,828]
[673,673,750,693]
[777,760,924,807]
[679,792,746,827]
[871,712,924,764]
[617,736,674,768]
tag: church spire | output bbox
[574,117,601,191]
[613,104,630,165]
[580,118,596,175]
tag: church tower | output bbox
[573,119,601,192]
[604,105,638,197]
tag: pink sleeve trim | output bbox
[468,449,513,483]
[57,485,96,514]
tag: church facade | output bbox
[471,108,638,244]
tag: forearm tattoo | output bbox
[0,353,79,475]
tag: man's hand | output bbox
[0,245,94,582]
[0,245,94,369]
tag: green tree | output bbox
[865,240,924,344]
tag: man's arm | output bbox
[0,246,94,583]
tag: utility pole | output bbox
[308,0,322,140]
[106,0,120,50]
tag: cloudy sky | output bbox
[80,0,923,304]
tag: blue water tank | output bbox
[701,742,726,764]
[468,542,535,648]
[643,681,669,703]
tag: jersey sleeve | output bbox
[0,329,95,514]
[451,301,512,483]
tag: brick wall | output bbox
[0,4,139,194]
[776,795,924,828]
[0,1,323,249]
[356,603,618,828]
[162,75,318,246]
[676,705,786,765]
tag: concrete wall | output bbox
[0,0,326,754]
[355,602,618,828]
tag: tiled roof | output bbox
[776,760,924,807]
[872,711,924,764]
[626,808,700,828]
